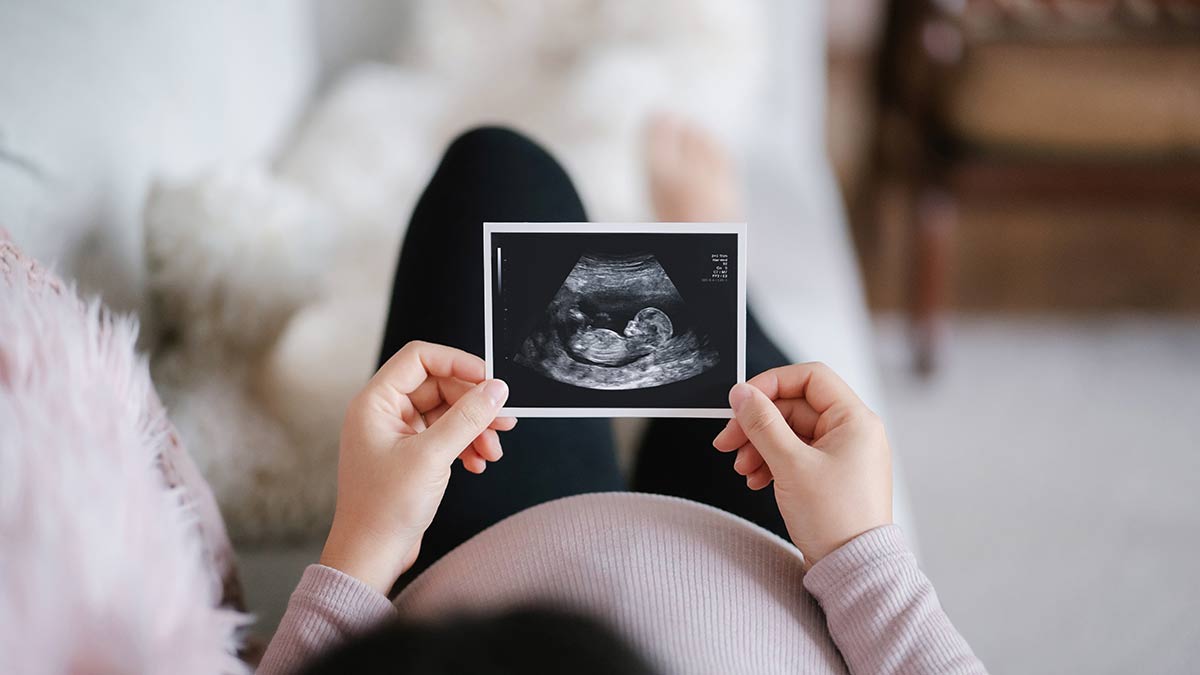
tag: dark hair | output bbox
[301,605,660,675]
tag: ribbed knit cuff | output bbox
[258,565,398,675]
[801,524,913,601]
[799,525,986,673]
[293,564,398,631]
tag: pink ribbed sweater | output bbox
[259,493,985,674]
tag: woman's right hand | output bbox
[713,363,893,566]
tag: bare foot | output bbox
[645,114,742,222]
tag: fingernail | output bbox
[729,383,752,412]
[484,379,509,406]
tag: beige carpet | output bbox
[873,314,1200,675]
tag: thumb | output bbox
[729,383,803,464]
[422,379,509,459]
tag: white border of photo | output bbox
[484,222,747,418]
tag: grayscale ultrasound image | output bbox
[513,252,720,390]
[490,228,740,411]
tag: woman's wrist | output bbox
[319,523,414,595]
[795,520,892,568]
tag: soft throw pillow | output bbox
[0,231,247,673]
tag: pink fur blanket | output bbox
[0,233,248,673]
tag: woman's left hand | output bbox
[318,341,515,594]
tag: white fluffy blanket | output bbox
[146,0,766,543]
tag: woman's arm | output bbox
[258,341,514,673]
[804,525,985,674]
[257,565,397,675]
[714,363,986,674]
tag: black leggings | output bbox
[380,127,793,583]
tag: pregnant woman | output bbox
[258,120,986,674]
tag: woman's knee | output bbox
[441,126,554,174]
[432,125,586,222]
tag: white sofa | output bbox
[0,0,914,639]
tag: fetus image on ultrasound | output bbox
[514,252,720,390]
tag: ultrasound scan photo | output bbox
[485,223,746,417]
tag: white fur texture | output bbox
[145,166,342,542]
[0,268,248,673]
[145,165,336,351]
[149,0,766,543]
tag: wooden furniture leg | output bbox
[911,187,955,374]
